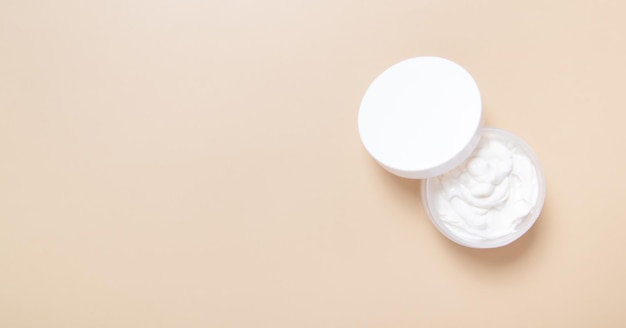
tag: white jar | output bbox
[358,57,546,248]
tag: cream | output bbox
[426,131,540,243]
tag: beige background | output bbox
[1,0,626,327]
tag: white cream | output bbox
[426,131,540,243]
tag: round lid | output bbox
[358,56,483,179]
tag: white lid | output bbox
[358,56,483,179]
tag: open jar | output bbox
[358,57,546,248]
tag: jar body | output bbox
[422,128,546,248]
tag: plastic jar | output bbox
[358,57,546,248]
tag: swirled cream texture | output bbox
[426,131,540,242]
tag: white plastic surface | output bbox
[358,57,483,179]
